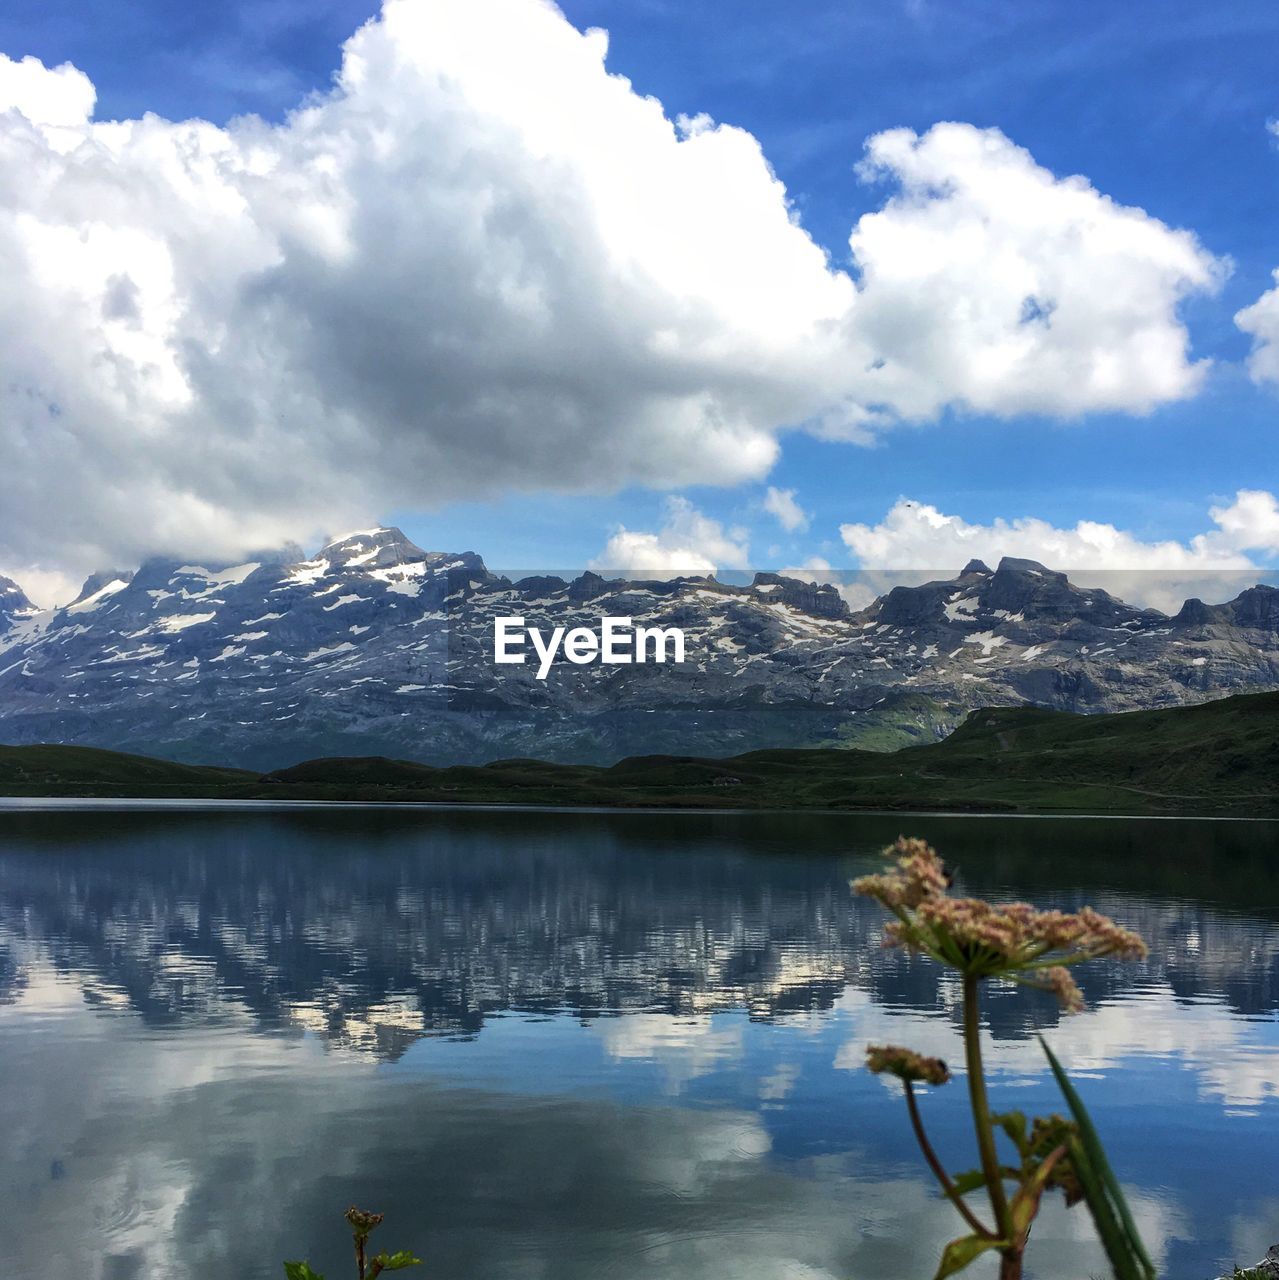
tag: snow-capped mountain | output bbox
[1,529,1276,768]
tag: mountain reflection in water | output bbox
[0,806,1275,1280]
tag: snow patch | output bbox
[303,642,357,661]
[67,579,129,614]
[189,562,259,586]
[155,611,216,633]
[285,559,331,585]
[963,631,1008,657]
[944,595,979,622]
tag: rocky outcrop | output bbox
[0,574,36,635]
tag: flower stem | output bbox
[904,1080,995,1239]
[963,973,1011,1239]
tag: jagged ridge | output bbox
[0,529,1276,768]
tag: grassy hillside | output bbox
[0,743,254,794]
[1,691,1276,816]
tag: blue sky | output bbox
[0,0,1277,598]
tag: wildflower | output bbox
[1016,966,1085,1014]
[866,1043,951,1086]
[854,839,1146,1005]
[852,838,1152,1280]
[850,836,951,909]
[345,1206,384,1242]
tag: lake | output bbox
[0,804,1275,1280]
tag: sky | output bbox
[0,0,1277,607]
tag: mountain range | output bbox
[1,527,1276,768]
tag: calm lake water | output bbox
[0,805,1276,1280]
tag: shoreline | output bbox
[1,794,1276,821]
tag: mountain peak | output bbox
[1175,583,1279,630]
[318,526,430,569]
[994,556,1057,577]
[960,559,992,576]
[67,569,135,609]
[0,574,37,622]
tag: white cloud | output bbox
[0,54,95,128]
[0,565,82,610]
[778,557,880,612]
[0,4,1226,580]
[1208,487,1279,552]
[589,496,748,576]
[781,556,832,576]
[841,490,1278,568]
[839,491,1277,610]
[1235,268,1279,386]
[763,486,809,532]
[1233,120,1279,385]
[593,1013,746,1094]
[830,123,1226,428]
[832,981,1279,1115]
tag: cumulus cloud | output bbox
[827,124,1226,429]
[841,489,1279,568]
[1233,120,1279,385]
[763,486,809,532]
[839,490,1278,609]
[0,2,1227,582]
[0,54,96,126]
[1235,268,1279,385]
[589,496,748,576]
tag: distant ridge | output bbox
[2,689,1275,817]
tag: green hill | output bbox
[2,691,1276,816]
[0,743,254,793]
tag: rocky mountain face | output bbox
[1,528,1276,768]
[0,575,36,632]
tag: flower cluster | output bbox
[1022,965,1083,1014]
[853,839,1146,1010]
[866,1043,951,1086]
[345,1207,385,1241]
[850,836,952,909]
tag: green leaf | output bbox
[950,1168,989,1197]
[992,1110,1028,1155]
[950,1166,1019,1197]
[1040,1037,1156,1280]
[372,1252,422,1272]
[933,1233,1008,1280]
[1008,1148,1067,1241]
[1069,1137,1142,1280]
[283,1263,325,1280]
